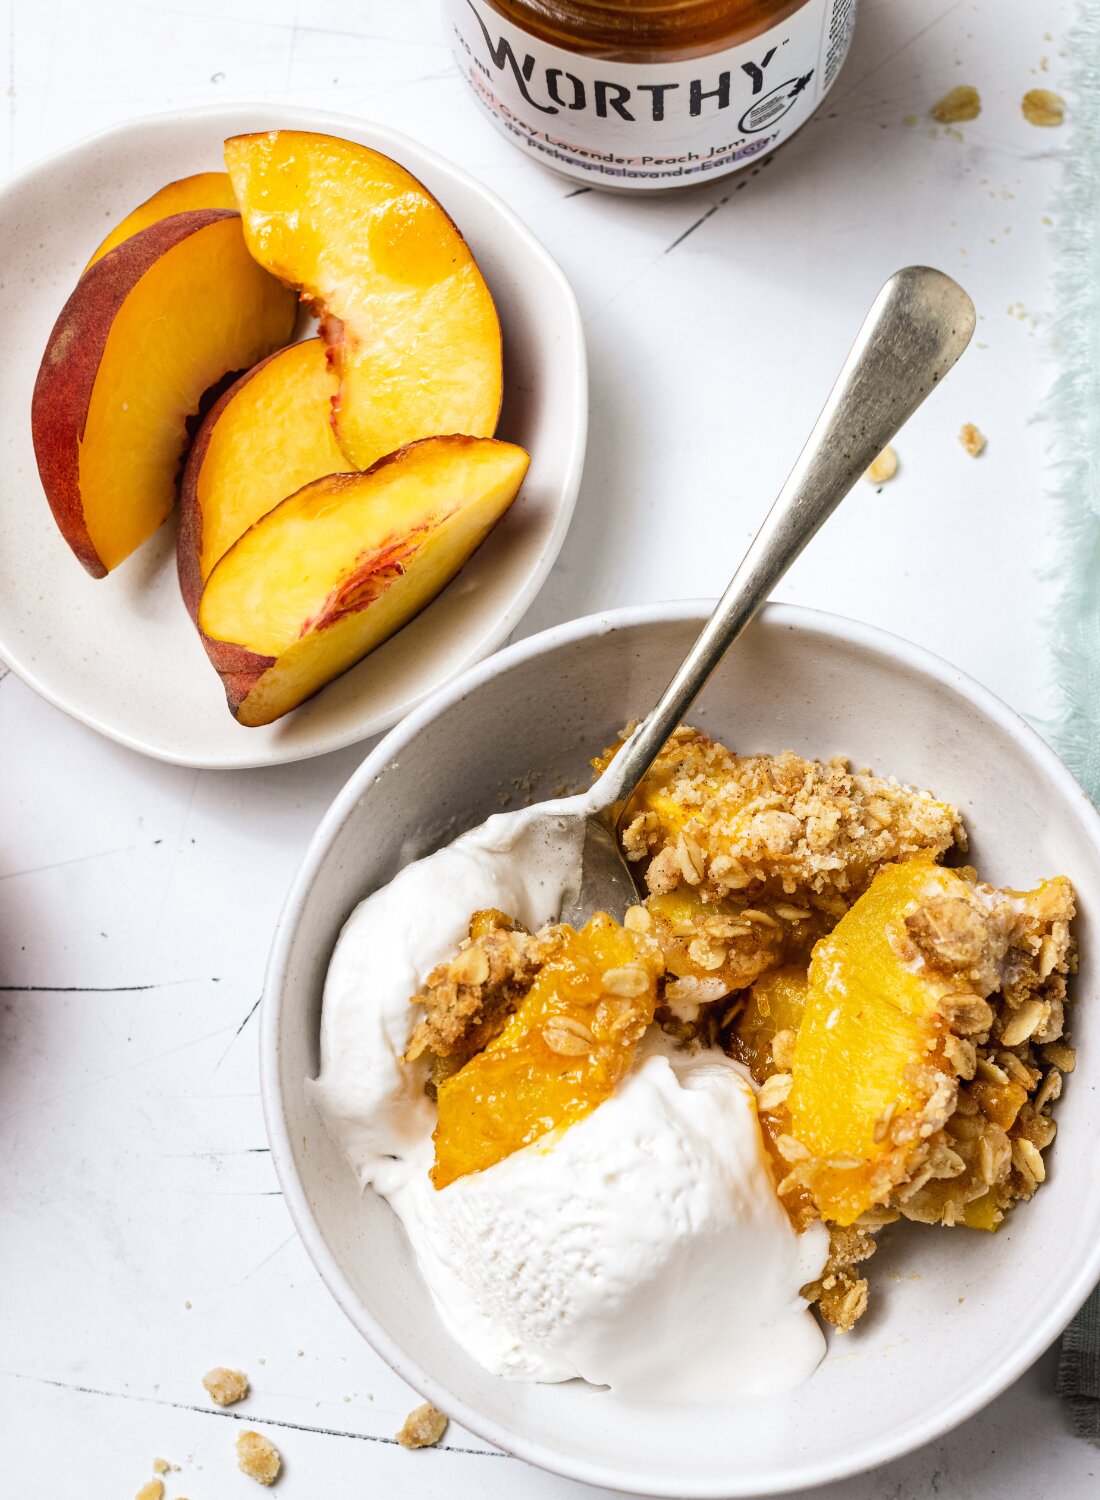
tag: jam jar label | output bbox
[446,0,858,189]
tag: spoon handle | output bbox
[590,264,976,814]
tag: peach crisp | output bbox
[410,726,1077,1334]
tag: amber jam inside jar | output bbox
[445,0,858,190]
[486,1,808,62]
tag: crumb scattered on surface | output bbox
[136,1483,164,1500]
[932,85,981,123]
[203,1366,250,1406]
[397,1401,449,1449]
[1022,88,1065,127]
[237,1430,281,1485]
[958,423,987,457]
[152,1459,169,1475]
[864,445,898,485]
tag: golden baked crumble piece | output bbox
[801,1222,881,1332]
[404,911,546,1078]
[896,872,1075,1230]
[740,859,1075,1327]
[236,1429,281,1485]
[202,1365,249,1406]
[781,865,1073,1224]
[135,1482,164,1500]
[605,727,962,908]
[397,1401,449,1449]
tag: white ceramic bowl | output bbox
[0,106,585,768]
[262,602,1100,1497]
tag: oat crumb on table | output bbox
[931,85,981,123]
[135,1482,163,1500]
[202,1365,250,1406]
[397,1401,449,1449]
[152,1459,168,1475]
[1022,88,1065,126]
[958,422,987,457]
[864,445,898,484]
[237,1430,282,1485]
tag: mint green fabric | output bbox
[1052,0,1100,1444]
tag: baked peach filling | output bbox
[430,914,661,1189]
[406,727,1077,1330]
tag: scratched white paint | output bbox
[2,0,1096,1495]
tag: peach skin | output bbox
[197,435,528,726]
[32,209,297,577]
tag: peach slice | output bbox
[177,337,342,618]
[432,914,662,1189]
[84,172,237,269]
[197,435,528,726]
[224,130,503,470]
[32,210,297,577]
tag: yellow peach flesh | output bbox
[76,217,295,572]
[198,436,528,727]
[224,130,502,471]
[195,338,343,583]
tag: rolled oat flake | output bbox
[445,0,859,190]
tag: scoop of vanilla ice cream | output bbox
[311,798,829,1399]
[392,1033,827,1400]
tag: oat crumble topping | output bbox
[407,727,1077,1336]
[608,727,962,903]
[405,913,562,1084]
[774,872,1075,1303]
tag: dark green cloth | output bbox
[1059,1287,1100,1440]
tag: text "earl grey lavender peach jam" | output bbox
[445,0,859,191]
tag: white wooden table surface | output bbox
[4,1,1096,1495]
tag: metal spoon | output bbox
[558,264,976,927]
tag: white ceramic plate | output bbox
[0,106,586,768]
[263,602,1100,1498]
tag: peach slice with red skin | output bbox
[84,171,237,270]
[32,209,297,577]
[197,435,528,726]
[178,336,342,618]
[224,130,503,471]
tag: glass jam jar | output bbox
[445,0,858,190]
